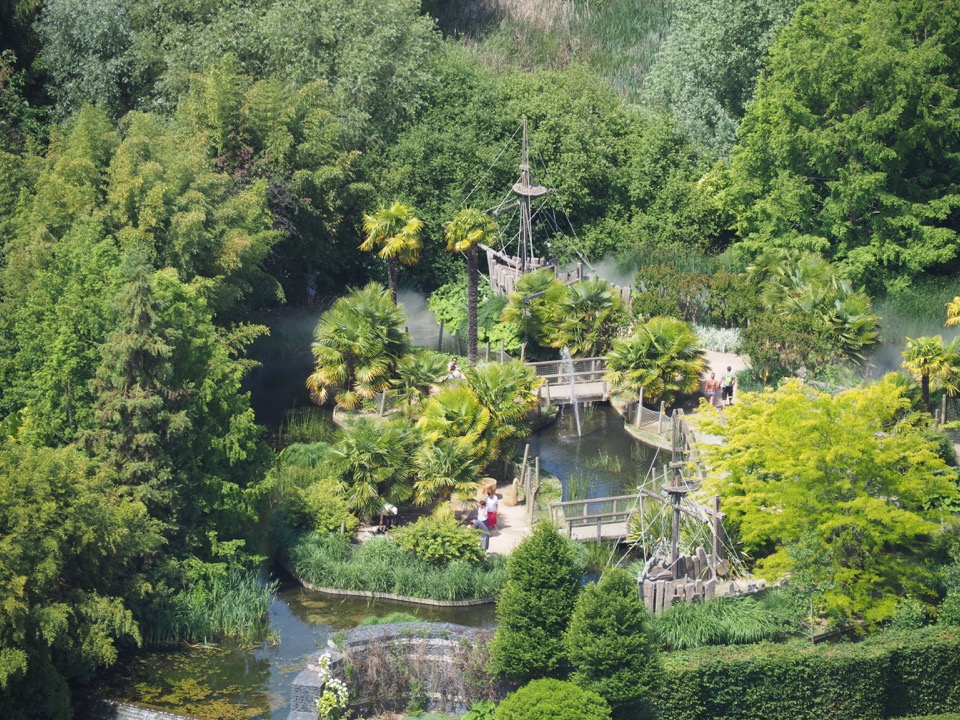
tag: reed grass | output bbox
[586,451,622,472]
[566,468,594,501]
[286,534,508,601]
[142,568,278,646]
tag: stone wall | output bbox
[77,698,199,720]
[289,622,503,719]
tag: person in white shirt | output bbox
[485,488,499,531]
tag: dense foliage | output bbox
[4,0,960,714]
[564,569,662,715]
[655,626,960,720]
[723,0,960,292]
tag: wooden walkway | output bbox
[528,357,609,404]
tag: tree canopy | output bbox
[698,378,959,624]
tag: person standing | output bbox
[473,500,490,552]
[703,372,720,407]
[721,366,736,406]
[485,488,499,531]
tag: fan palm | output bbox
[549,276,624,357]
[360,201,424,301]
[501,269,568,357]
[605,316,706,407]
[413,436,482,508]
[417,384,492,462]
[463,360,540,465]
[902,335,960,412]
[306,282,410,409]
[445,208,498,364]
[327,418,418,520]
[393,349,448,408]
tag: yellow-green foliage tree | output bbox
[699,377,959,624]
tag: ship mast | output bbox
[511,116,553,274]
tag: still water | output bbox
[528,403,662,500]
[87,575,496,719]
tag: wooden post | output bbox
[712,494,722,578]
[636,387,644,427]
[437,319,444,351]
[520,342,527,362]
[657,401,665,434]
[545,381,551,406]
[500,340,505,362]
[486,340,491,361]
[379,392,388,416]
[942,393,949,427]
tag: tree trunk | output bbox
[467,247,479,364]
[387,259,399,303]
[921,374,930,413]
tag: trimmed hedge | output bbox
[655,627,960,720]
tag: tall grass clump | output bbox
[278,406,337,445]
[876,278,960,344]
[465,0,673,95]
[586,451,622,472]
[650,593,794,650]
[285,532,508,601]
[142,568,278,646]
[566,468,594,501]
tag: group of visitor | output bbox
[472,488,499,552]
[704,366,736,407]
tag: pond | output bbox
[86,570,496,720]
[528,402,662,500]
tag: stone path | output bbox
[487,492,533,556]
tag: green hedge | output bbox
[655,627,960,720]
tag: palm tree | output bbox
[902,335,960,412]
[444,208,498,364]
[417,384,492,463]
[413,436,482,509]
[326,418,418,520]
[604,316,706,408]
[393,349,448,408]
[463,360,541,466]
[501,269,567,358]
[947,297,960,327]
[549,277,624,357]
[306,282,410,409]
[360,201,424,301]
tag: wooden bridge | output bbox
[528,356,610,404]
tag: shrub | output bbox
[490,523,582,681]
[564,569,662,715]
[495,678,612,720]
[285,480,358,535]
[392,514,484,565]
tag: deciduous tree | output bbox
[699,378,959,624]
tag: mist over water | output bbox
[398,289,458,353]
